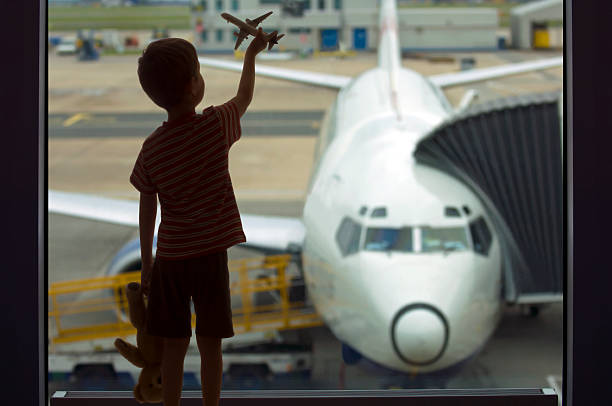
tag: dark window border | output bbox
[7,0,612,405]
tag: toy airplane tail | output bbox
[267,32,285,50]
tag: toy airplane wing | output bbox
[49,190,305,253]
[428,56,562,88]
[198,57,351,90]
[233,30,248,50]
[249,11,273,26]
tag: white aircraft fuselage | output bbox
[300,0,503,374]
[301,65,503,374]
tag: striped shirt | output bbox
[130,101,246,260]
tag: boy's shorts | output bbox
[145,250,235,339]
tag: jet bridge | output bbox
[414,92,563,304]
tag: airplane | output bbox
[50,0,563,382]
[221,11,285,51]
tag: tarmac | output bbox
[48,48,563,393]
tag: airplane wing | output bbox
[428,56,562,88]
[251,11,273,26]
[49,190,305,253]
[198,57,352,90]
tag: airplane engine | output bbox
[106,237,149,279]
[105,237,154,322]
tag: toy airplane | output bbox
[221,11,285,51]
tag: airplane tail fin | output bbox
[267,32,284,50]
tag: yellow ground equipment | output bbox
[532,22,550,49]
[48,255,323,350]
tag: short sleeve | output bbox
[215,100,242,148]
[130,149,157,194]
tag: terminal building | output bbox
[190,0,499,53]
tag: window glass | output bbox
[444,206,461,217]
[370,207,387,218]
[364,227,413,252]
[421,226,469,253]
[335,217,362,256]
[48,0,562,397]
[469,217,493,256]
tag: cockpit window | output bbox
[469,216,493,256]
[364,227,413,252]
[421,226,469,253]
[336,217,362,257]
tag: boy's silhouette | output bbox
[130,29,274,406]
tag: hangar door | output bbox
[353,28,367,50]
[414,92,562,304]
[320,29,339,50]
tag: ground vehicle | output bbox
[56,38,77,55]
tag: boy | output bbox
[130,28,274,406]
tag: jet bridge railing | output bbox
[48,255,323,350]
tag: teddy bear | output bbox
[114,282,164,404]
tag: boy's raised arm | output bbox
[231,28,275,117]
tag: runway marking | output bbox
[63,113,91,127]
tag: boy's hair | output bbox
[137,38,199,110]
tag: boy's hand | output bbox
[247,28,275,56]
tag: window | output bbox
[469,217,493,256]
[303,0,311,10]
[215,0,223,11]
[335,217,362,257]
[260,0,282,4]
[364,227,413,252]
[289,27,312,34]
[201,30,208,42]
[231,0,239,11]
[334,0,342,10]
[371,207,387,218]
[216,29,223,42]
[318,0,325,10]
[421,226,469,253]
[445,206,461,217]
[200,0,207,11]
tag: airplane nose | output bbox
[390,303,449,366]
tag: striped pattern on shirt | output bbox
[130,101,246,260]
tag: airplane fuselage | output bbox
[301,65,504,373]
